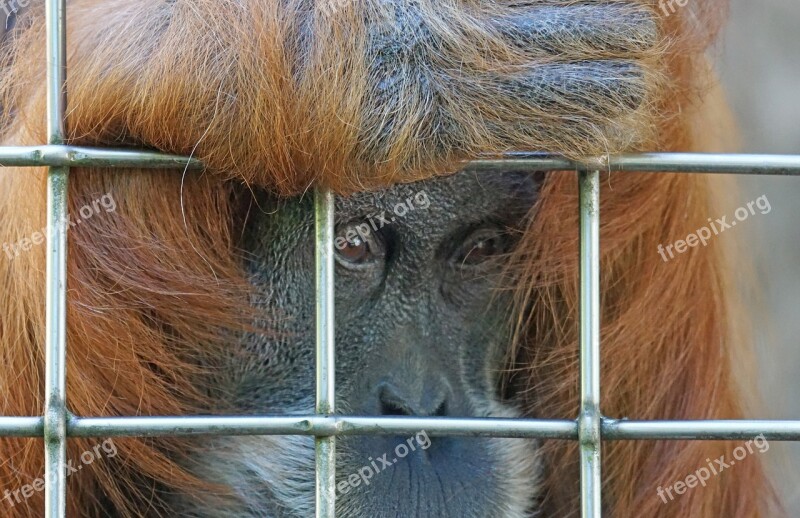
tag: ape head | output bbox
[179,171,542,517]
[0,0,777,517]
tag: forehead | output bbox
[335,170,541,222]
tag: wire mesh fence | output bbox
[1,1,800,517]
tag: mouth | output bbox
[332,435,540,518]
[176,432,539,518]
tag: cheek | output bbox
[439,277,513,335]
[439,278,493,310]
[237,244,319,410]
[230,335,317,413]
[231,281,318,412]
[457,295,516,379]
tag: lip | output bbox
[331,435,531,518]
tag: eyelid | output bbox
[334,220,387,269]
[447,225,511,268]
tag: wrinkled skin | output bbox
[174,170,541,517]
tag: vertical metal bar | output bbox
[44,0,68,516]
[579,171,602,518]
[314,188,336,518]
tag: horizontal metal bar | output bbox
[603,419,800,441]
[0,417,45,436]
[1,147,799,175]
[466,152,800,175]
[0,145,203,169]
[4,416,800,441]
[65,416,579,439]
[66,417,800,441]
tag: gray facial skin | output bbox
[174,170,542,518]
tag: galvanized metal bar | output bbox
[64,416,579,439]
[603,419,800,440]
[0,145,204,169]
[2,415,799,441]
[579,171,602,518]
[1,148,800,175]
[315,188,336,518]
[44,0,68,515]
[0,417,45,437]
[45,3,66,146]
[465,152,800,175]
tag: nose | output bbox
[377,382,449,417]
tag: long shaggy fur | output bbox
[0,0,778,516]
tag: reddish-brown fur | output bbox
[0,0,777,516]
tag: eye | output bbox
[338,234,371,264]
[334,224,383,267]
[449,227,512,268]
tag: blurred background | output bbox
[716,0,800,513]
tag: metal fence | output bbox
[1,1,800,517]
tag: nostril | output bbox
[377,383,450,417]
[378,385,414,416]
[380,398,409,417]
